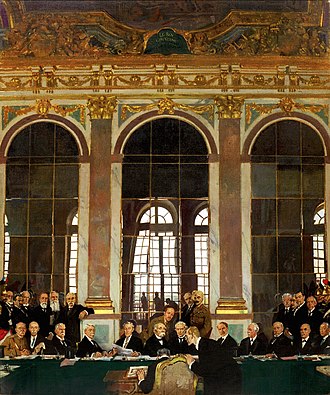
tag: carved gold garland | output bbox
[121,98,214,120]
[245,97,328,125]
[3,99,86,125]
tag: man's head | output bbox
[13,294,23,307]
[175,321,187,338]
[217,321,229,337]
[164,306,175,323]
[153,323,166,338]
[306,295,317,311]
[192,290,204,307]
[5,290,13,304]
[15,322,27,338]
[50,291,59,302]
[21,291,31,306]
[272,321,284,336]
[183,292,192,305]
[300,323,311,339]
[123,321,135,338]
[84,324,96,339]
[156,348,170,359]
[55,323,66,340]
[282,293,292,308]
[39,292,48,308]
[320,322,329,338]
[29,321,40,337]
[65,292,76,308]
[295,291,305,306]
[247,323,259,338]
[185,326,200,346]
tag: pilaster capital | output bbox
[215,95,244,119]
[87,95,118,120]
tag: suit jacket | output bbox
[289,303,308,340]
[306,308,324,334]
[50,335,72,355]
[32,305,52,337]
[168,333,190,355]
[56,304,94,343]
[293,337,319,355]
[318,335,330,354]
[272,304,292,329]
[76,335,104,357]
[191,338,241,395]
[144,334,169,357]
[115,334,143,354]
[0,301,14,330]
[12,306,30,327]
[139,356,169,394]
[26,333,45,353]
[217,334,238,357]
[266,333,293,357]
[181,303,194,326]
[238,335,267,356]
[148,316,176,340]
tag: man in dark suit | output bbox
[32,292,52,337]
[180,292,194,327]
[0,290,14,331]
[115,321,143,354]
[238,322,267,356]
[168,321,191,355]
[26,321,46,354]
[144,322,169,356]
[289,291,308,340]
[317,322,330,354]
[51,322,72,355]
[76,324,107,358]
[217,321,238,357]
[306,296,324,335]
[272,292,292,330]
[266,321,293,357]
[185,326,241,395]
[293,323,319,355]
[56,292,94,343]
[12,294,29,327]
[137,348,170,393]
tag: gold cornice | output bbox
[87,95,117,119]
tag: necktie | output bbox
[321,338,325,345]
[61,340,67,347]
[31,337,36,348]
[302,340,306,348]
[123,337,129,348]
[219,338,223,345]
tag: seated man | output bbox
[137,348,170,394]
[168,321,191,355]
[51,322,72,355]
[115,321,143,355]
[2,322,30,357]
[266,321,293,357]
[148,305,176,341]
[238,322,267,356]
[217,321,238,357]
[144,322,169,357]
[76,324,108,358]
[27,321,47,355]
[293,323,319,355]
[318,322,330,354]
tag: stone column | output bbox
[215,95,247,314]
[85,96,117,313]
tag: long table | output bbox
[0,357,329,395]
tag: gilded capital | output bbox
[215,95,244,119]
[87,96,118,120]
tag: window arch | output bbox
[121,117,209,325]
[251,120,325,326]
[4,122,79,295]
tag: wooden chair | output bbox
[149,355,198,395]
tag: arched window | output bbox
[313,203,326,282]
[5,122,79,294]
[194,207,209,303]
[121,118,209,324]
[68,212,78,293]
[251,120,325,326]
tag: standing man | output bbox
[32,292,52,337]
[190,290,212,338]
[185,326,241,395]
[56,292,94,344]
[272,293,292,330]
[148,305,176,341]
[238,323,267,356]
[0,290,14,331]
[306,295,323,335]
[49,291,63,332]
[180,292,194,327]
[289,290,308,340]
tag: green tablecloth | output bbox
[0,357,329,395]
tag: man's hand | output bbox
[184,354,195,365]
[136,368,145,381]
[79,310,88,320]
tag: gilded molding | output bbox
[87,96,118,120]
[245,97,329,126]
[214,95,244,119]
[2,99,86,128]
[121,98,214,121]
